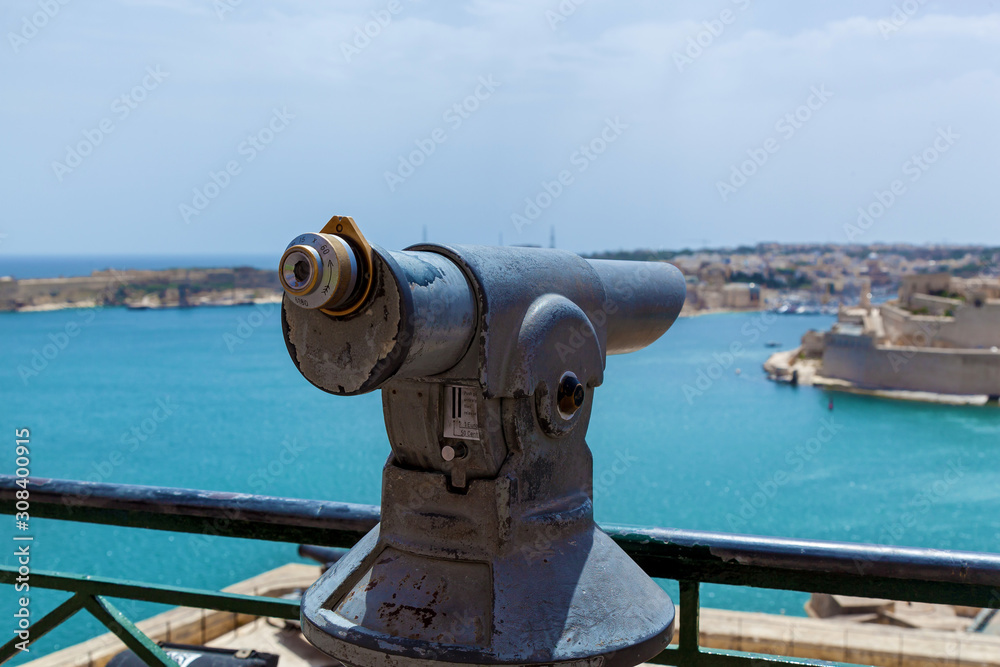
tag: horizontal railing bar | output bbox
[611,524,1000,585]
[1,476,377,549]
[610,524,1000,608]
[3,476,1000,608]
[0,566,300,620]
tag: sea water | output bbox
[2,306,999,662]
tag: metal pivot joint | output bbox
[279,216,687,667]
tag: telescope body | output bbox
[281,218,684,667]
[283,244,685,397]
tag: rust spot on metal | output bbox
[335,342,353,367]
[377,601,438,628]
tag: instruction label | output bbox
[443,385,480,441]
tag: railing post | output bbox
[0,593,86,662]
[678,580,701,665]
[82,595,179,667]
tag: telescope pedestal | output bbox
[301,457,675,667]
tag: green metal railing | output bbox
[0,568,299,666]
[3,476,999,667]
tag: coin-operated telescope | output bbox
[279,215,685,667]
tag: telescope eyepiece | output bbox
[279,232,361,311]
[281,246,321,293]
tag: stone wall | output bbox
[821,334,1000,396]
[881,304,949,347]
[910,293,960,316]
[898,272,951,304]
[802,330,825,358]
[882,302,1000,349]
[948,300,1000,348]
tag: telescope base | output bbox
[301,524,675,667]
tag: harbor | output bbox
[765,273,1000,404]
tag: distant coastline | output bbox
[0,266,283,313]
[6,241,997,317]
[7,294,283,314]
[0,254,278,280]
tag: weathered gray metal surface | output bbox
[280,237,686,666]
[282,246,477,396]
[391,249,477,378]
[584,259,686,355]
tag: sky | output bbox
[2,0,1000,257]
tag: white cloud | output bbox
[3,2,1000,253]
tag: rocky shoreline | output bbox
[763,347,996,406]
[0,267,283,313]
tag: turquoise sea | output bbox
[2,305,999,663]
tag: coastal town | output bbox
[3,242,997,315]
[590,242,999,316]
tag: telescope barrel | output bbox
[585,259,687,356]
[281,236,686,395]
[388,250,477,378]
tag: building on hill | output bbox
[764,273,1000,403]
